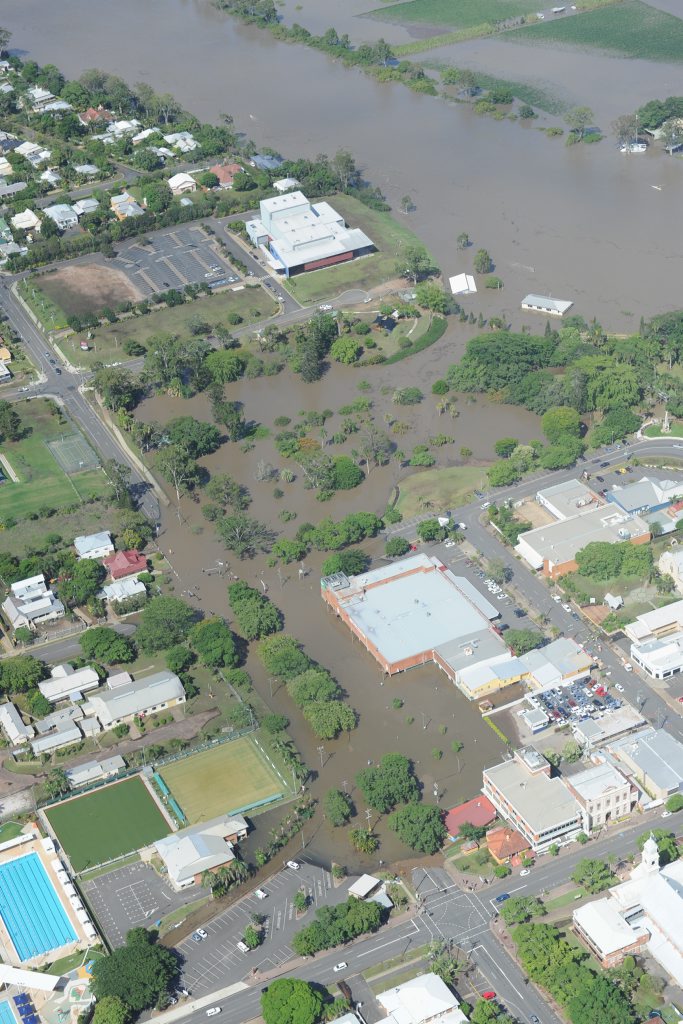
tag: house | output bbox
[0,345,12,363]
[250,153,284,171]
[31,723,83,756]
[97,119,141,141]
[627,601,683,677]
[483,747,584,852]
[486,825,530,864]
[74,531,114,561]
[0,242,27,262]
[246,191,374,277]
[0,158,12,177]
[449,273,477,295]
[131,127,160,145]
[605,592,624,611]
[0,701,34,745]
[153,813,248,890]
[38,664,101,704]
[209,162,243,188]
[625,599,683,643]
[515,505,650,578]
[272,177,300,193]
[0,218,12,244]
[72,163,100,176]
[521,294,573,317]
[16,141,51,165]
[11,210,41,233]
[40,169,62,188]
[72,198,99,217]
[0,182,27,200]
[66,755,125,789]
[376,972,468,1024]
[608,727,683,801]
[571,705,645,749]
[445,795,497,839]
[607,476,682,517]
[573,835,683,983]
[103,549,147,580]
[564,761,637,830]
[163,131,198,153]
[83,671,186,728]
[348,874,384,900]
[26,86,56,111]
[0,362,11,382]
[110,192,145,220]
[77,106,114,127]
[167,172,197,196]
[2,574,64,630]
[43,205,78,231]
[99,578,147,604]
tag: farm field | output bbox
[45,777,170,872]
[508,1,683,62]
[367,0,541,29]
[63,286,278,368]
[285,194,433,305]
[0,398,109,522]
[158,735,285,824]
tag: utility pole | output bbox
[421,711,427,730]
[365,809,372,829]
[342,779,348,793]
[317,745,325,769]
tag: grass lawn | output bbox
[158,734,286,824]
[363,943,431,980]
[49,948,104,974]
[283,195,432,305]
[0,399,110,523]
[644,423,683,438]
[448,847,495,875]
[0,496,116,556]
[367,0,542,29]
[397,466,489,517]
[18,279,69,331]
[508,1,683,62]
[0,821,23,842]
[544,886,585,911]
[62,286,279,368]
[45,777,170,872]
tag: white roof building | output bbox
[72,198,99,216]
[73,164,99,176]
[2,574,64,630]
[449,273,477,295]
[38,664,101,704]
[0,702,34,744]
[154,814,248,889]
[132,127,160,145]
[564,761,637,829]
[99,578,146,603]
[348,874,382,899]
[246,191,374,277]
[43,204,78,230]
[74,531,114,560]
[11,209,41,232]
[167,172,196,195]
[625,599,683,643]
[573,835,683,982]
[273,177,301,192]
[377,972,467,1024]
[521,294,573,317]
[608,727,683,800]
[31,723,83,756]
[84,671,185,727]
[163,131,198,153]
[66,755,125,789]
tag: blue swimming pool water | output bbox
[0,1002,17,1024]
[0,853,77,960]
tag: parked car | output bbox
[624,663,633,672]
[236,941,250,953]
[197,928,208,939]
[495,893,510,903]
[662,810,672,819]
[520,868,531,876]
[254,889,268,899]
[615,683,625,693]
[287,860,301,870]
[482,992,496,1001]
[481,501,491,509]
[191,932,204,943]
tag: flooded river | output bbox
[4,0,682,330]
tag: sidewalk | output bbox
[149,983,249,1024]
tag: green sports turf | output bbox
[159,736,284,824]
[45,777,170,871]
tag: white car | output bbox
[552,595,562,603]
[662,810,672,818]
[615,683,625,693]
[520,868,531,876]
[481,502,491,510]
[206,1009,221,1017]
[624,663,633,672]
[287,860,301,870]
[444,540,455,549]
[319,303,333,311]
[254,888,268,899]
[456,522,467,530]
[197,928,208,939]
[333,962,348,973]
[562,603,572,613]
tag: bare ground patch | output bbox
[36,263,142,317]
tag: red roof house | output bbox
[78,106,114,126]
[486,825,530,864]
[103,550,147,580]
[209,162,243,189]
[445,796,497,839]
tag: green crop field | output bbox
[159,735,285,824]
[508,1,683,63]
[367,0,541,28]
[0,398,109,523]
[45,777,170,872]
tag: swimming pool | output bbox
[0,852,77,960]
[0,1003,16,1024]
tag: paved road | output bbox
[21,622,136,664]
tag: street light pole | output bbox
[317,745,325,769]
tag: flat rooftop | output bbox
[328,555,502,666]
[566,761,629,800]
[626,599,683,642]
[632,632,683,671]
[536,478,602,521]
[610,727,683,793]
[517,505,650,565]
[485,759,581,832]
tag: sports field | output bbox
[158,736,284,824]
[369,0,542,29]
[45,777,170,872]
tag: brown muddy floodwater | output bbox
[4,0,683,331]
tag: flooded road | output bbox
[4,0,683,329]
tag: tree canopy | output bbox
[389,803,446,854]
[136,596,195,653]
[80,627,136,664]
[261,978,323,1024]
[91,928,177,1012]
[356,753,419,813]
[189,618,238,668]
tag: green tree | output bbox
[324,788,353,826]
[666,793,683,813]
[205,350,246,384]
[243,924,261,949]
[349,827,379,854]
[189,618,238,668]
[261,979,323,1024]
[0,655,46,694]
[473,249,492,274]
[293,890,309,913]
[166,417,221,458]
[43,768,69,799]
[389,804,446,854]
[565,105,594,140]
[80,626,136,664]
[303,701,356,739]
[259,634,311,680]
[330,336,362,364]
[487,460,521,487]
[396,243,433,284]
[91,928,177,1012]
[61,558,106,605]
[156,445,200,506]
[415,282,448,313]
[562,739,583,764]
[320,550,370,576]
[356,752,419,813]
[505,629,543,656]
[288,668,340,707]
[333,456,363,490]
[499,895,545,925]
[0,401,23,442]
[216,513,272,559]
[637,828,679,866]
[142,180,172,212]
[385,537,410,557]
[91,996,131,1024]
[571,858,615,893]
[136,596,195,653]
[165,645,195,674]
[494,437,518,459]
[205,473,250,511]
[575,541,624,581]
[227,581,282,639]
[541,406,582,443]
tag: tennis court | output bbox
[158,736,285,825]
[45,778,170,872]
[46,434,100,475]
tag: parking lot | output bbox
[82,861,200,948]
[114,225,240,296]
[529,679,624,728]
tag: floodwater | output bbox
[4,0,683,329]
